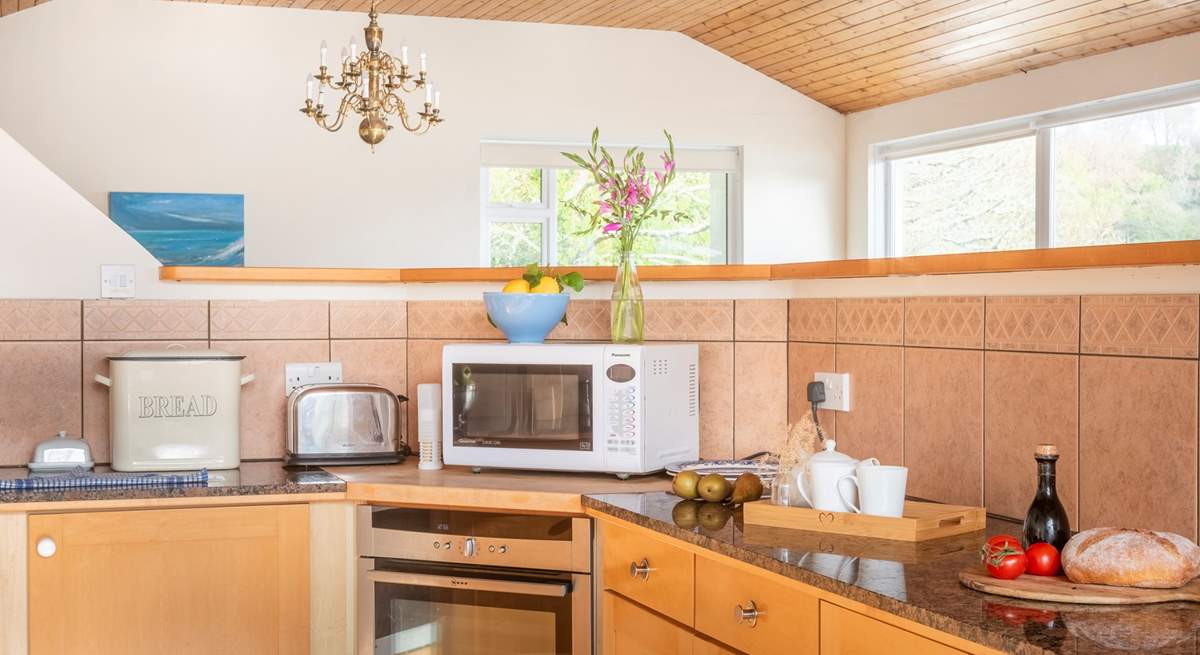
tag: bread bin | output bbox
[285,383,406,466]
[94,348,254,471]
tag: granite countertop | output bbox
[583,492,1200,655]
[0,461,345,505]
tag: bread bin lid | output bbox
[108,348,245,361]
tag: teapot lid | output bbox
[809,439,856,465]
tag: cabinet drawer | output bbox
[695,554,818,654]
[820,602,967,655]
[602,591,694,655]
[600,520,695,626]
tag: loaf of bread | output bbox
[1062,527,1200,588]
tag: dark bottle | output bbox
[1022,444,1071,551]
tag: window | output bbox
[875,83,1200,257]
[481,144,738,267]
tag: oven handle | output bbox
[366,569,570,598]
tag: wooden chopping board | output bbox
[959,567,1200,605]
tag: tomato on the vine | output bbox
[986,534,1022,551]
[981,537,1026,580]
[1024,542,1061,576]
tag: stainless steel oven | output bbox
[356,506,591,655]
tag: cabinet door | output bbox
[693,634,742,655]
[600,520,695,626]
[28,504,309,655]
[820,602,967,655]
[695,554,819,655]
[601,590,695,655]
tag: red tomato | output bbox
[981,539,1026,580]
[1025,542,1061,576]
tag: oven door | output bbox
[358,558,590,655]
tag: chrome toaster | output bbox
[285,383,407,466]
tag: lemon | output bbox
[530,277,561,294]
[502,279,530,293]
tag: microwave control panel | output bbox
[603,355,640,464]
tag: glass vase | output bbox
[611,250,644,343]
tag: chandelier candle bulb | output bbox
[350,36,358,59]
[320,40,327,67]
[306,74,315,101]
[419,50,427,73]
[401,45,408,66]
[434,89,441,110]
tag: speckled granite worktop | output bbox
[584,492,1200,655]
[0,461,345,505]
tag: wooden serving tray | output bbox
[959,567,1200,605]
[741,500,986,542]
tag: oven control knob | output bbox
[463,537,477,558]
[433,541,441,550]
[443,541,451,550]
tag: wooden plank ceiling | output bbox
[4,0,1199,112]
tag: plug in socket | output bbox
[813,372,850,412]
[285,362,343,396]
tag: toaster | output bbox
[285,383,407,466]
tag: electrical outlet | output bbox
[100,265,136,298]
[814,372,851,412]
[285,362,343,396]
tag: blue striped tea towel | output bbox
[0,467,208,491]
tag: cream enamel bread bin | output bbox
[94,348,254,472]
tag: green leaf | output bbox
[591,127,599,150]
[557,271,585,292]
[522,262,543,286]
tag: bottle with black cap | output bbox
[1023,444,1071,550]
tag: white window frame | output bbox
[480,141,742,267]
[870,81,1200,258]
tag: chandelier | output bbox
[300,1,443,151]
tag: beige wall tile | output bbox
[787,342,836,438]
[0,300,80,341]
[904,348,984,506]
[210,301,329,340]
[408,301,501,340]
[1079,356,1198,538]
[331,339,407,398]
[985,296,1079,353]
[904,296,983,349]
[83,340,209,464]
[211,340,329,460]
[1081,295,1199,358]
[984,351,1079,523]
[330,301,406,339]
[734,299,787,341]
[698,342,734,460]
[644,301,734,342]
[733,341,788,458]
[835,345,902,465]
[548,300,610,341]
[0,342,81,466]
[788,299,836,343]
[836,298,903,345]
[83,300,208,341]
[405,340,447,446]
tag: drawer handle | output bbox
[735,600,761,627]
[629,558,655,580]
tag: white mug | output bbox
[837,465,908,518]
[799,457,879,513]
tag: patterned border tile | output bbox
[1081,295,1198,358]
[836,298,903,345]
[788,299,836,342]
[84,300,208,341]
[904,296,984,349]
[330,300,407,339]
[210,301,329,340]
[734,299,787,341]
[985,296,1079,353]
[0,300,80,341]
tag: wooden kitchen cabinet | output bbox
[820,602,968,655]
[695,554,819,655]
[602,590,695,654]
[27,504,310,655]
[600,520,695,626]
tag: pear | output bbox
[697,473,731,503]
[672,470,701,499]
[671,500,701,529]
[729,472,764,505]
[698,502,732,530]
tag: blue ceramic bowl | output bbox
[483,292,570,343]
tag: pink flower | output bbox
[603,222,622,233]
[598,200,612,215]
[655,171,665,184]
[661,154,675,174]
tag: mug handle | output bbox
[837,473,862,513]
[797,470,814,508]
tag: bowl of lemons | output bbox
[485,264,585,344]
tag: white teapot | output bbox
[797,440,878,513]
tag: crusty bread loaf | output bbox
[1062,527,1200,588]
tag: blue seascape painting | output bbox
[108,192,245,267]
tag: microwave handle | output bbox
[366,569,569,598]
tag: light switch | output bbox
[100,265,136,298]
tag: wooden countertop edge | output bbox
[346,481,587,515]
[160,240,1200,284]
[0,491,347,514]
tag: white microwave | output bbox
[441,343,699,477]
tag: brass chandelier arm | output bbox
[314,94,358,132]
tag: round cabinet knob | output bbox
[629,558,653,580]
[498,545,508,554]
[36,536,56,559]
[463,537,477,558]
[735,600,761,627]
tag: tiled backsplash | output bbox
[1,295,1197,537]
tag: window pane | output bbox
[894,136,1036,256]
[487,168,542,205]
[1054,102,1200,247]
[488,222,542,266]
[554,169,727,266]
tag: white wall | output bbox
[843,33,1200,258]
[0,0,845,269]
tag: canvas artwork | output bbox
[108,192,245,267]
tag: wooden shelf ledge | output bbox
[160,240,1200,285]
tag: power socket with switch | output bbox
[285,362,343,396]
[813,372,851,412]
[100,265,136,298]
